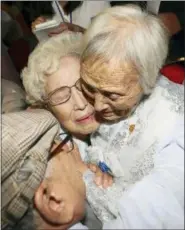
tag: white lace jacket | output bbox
[79,76,184,228]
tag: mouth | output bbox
[102,111,114,117]
[75,112,95,124]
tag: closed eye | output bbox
[81,80,96,98]
[102,91,123,101]
[109,94,121,101]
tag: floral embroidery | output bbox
[129,142,158,183]
[83,171,126,223]
[83,77,183,223]
[161,79,184,114]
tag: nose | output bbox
[72,88,88,111]
[94,93,109,112]
[46,182,64,212]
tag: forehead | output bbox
[46,56,80,92]
[81,57,138,90]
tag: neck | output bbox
[74,133,89,141]
[59,1,67,7]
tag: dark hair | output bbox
[110,1,147,10]
[1,1,15,6]
[21,1,54,26]
[21,1,83,26]
[64,1,83,15]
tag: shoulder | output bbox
[153,75,184,115]
[157,116,184,153]
[80,1,110,15]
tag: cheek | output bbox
[110,96,138,112]
[121,95,139,108]
[111,88,142,111]
[51,104,73,124]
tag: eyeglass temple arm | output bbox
[49,135,72,160]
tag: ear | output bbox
[34,182,45,212]
[34,180,65,225]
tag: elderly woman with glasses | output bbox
[21,32,105,230]
[77,4,184,229]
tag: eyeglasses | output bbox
[44,79,82,106]
[49,132,74,161]
[80,78,97,99]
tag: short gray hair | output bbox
[82,5,169,94]
[21,32,83,104]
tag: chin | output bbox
[101,110,131,122]
[78,122,100,134]
[101,114,122,122]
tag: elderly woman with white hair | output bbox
[21,31,99,230]
[78,4,184,229]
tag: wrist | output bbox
[75,25,85,33]
[78,163,89,175]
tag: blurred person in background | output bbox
[31,1,110,37]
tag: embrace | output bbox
[6,5,185,230]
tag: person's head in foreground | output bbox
[22,32,99,139]
[81,4,169,122]
[21,32,99,229]
[2,109,87,230]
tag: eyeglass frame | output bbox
[43,79,82,106]
[49,132,74,161]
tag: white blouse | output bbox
[69,76,184,229]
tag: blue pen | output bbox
[98,161,113,176]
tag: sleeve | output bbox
[69,222,89,230]
[2,79,27,114]
[82,170,126,224]
[102,118,184,229]
[80,118,184,229]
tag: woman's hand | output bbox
[31,16,47,30]
[31,16,85,36]
[71,143,113,188]
[48,22,85,36]
[88,163,114,188]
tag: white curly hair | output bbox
[21,32,83,105]
[82,5,169,95]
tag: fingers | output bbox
[88,164,113,188]
[48,23,69,36]
[32,16,46,30]
[102,172,113,188]
[88,163,98,173]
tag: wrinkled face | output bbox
[45,56,100,136]
[81,58,143,121]
[34,149,86,229]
